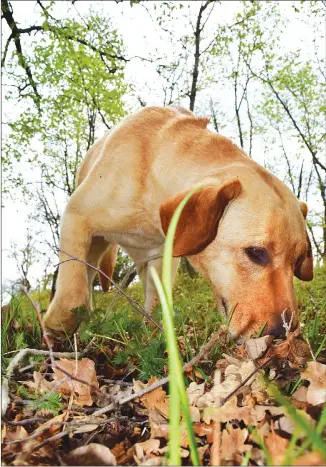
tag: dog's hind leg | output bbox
[125,247,180,315]
[98,243,119,291]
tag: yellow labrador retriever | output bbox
[43,106,313,339]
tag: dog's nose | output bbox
[264,322,286,339]
[263,310,297,338]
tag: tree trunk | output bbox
[189,1,210,111]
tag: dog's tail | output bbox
[98,243,119,291]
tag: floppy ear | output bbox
[294,201,313,281]
[159,180,242,256]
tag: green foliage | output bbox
[295,266,326,349]
[4,7,128,193]
[3,266,325,378]
[2,4,129,263]
[113,249,134,283]
[1,293,42,372]
[17,385,63,415]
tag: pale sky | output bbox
[2,1,325,297]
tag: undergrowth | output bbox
[2,266,326,379]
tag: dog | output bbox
[43,106,313,340]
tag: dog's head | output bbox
[159,166,313,339]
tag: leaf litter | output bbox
[2,330,326,466]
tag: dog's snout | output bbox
[263,309,298,338]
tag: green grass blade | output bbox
[256,321,267,338]
[315,334,326,360]
[152,268,199,465]
[150,269,181,465]
[151,185,202,466]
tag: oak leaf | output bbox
[53,358,99,406]
[221,425,250,461]
[264,428,289,465]
[134,377,169,418]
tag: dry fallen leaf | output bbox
[203,396,257,425]
[251,373,268,403]
[2,425,28,454]
[134,439,160,464]
[245,335,273,360]
[94,383,132,408]
[53,358,99,406]
[157,445,189,457]
[301,361,326,405]
[210,374,239,401]
[10,412,68,465]
[70,414,106,434]
[254,404,285,421]
[292,386,308,402]
[259,329,311,368]
[198,444,209,464]
[221,424,250,461]
[23,371,53,393]
[110,441,135,465]
[66,443,117,466]
[186,381,205,405]
[134,377,169,418]
[293,451,326,466]
[275,409,314,436]
[190,405,201,422]
[194,423,214,443]
[148,409,169,440]
[264,427,289,465]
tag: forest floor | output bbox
[2,268,326,466]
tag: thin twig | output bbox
[3,417,47,426]
[73,333,78,376]
[31,431,67,452]
[221,357,273,406]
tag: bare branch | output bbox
[246,61,326,172]
[1,0,41,110]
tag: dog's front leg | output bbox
[43,210,92,337]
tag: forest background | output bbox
[2,0,325,296]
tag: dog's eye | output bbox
[245,247,270,265]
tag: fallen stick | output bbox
[3,416,128,445]
[221,357,273,406]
